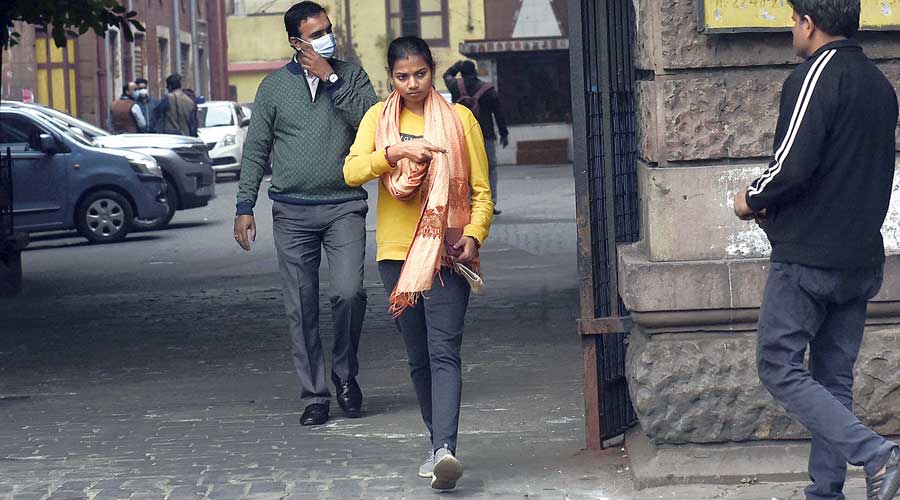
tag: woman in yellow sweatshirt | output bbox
[343,36,492,492]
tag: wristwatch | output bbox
[325,72,340,84]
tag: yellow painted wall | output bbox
[701,0,900,31]
[227,15,295,63]
[228,0,486,101]
[230,72,270,103]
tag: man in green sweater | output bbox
[233,1,378,427]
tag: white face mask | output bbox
[301,33,336,60]
[137,89,149,99]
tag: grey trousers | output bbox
[756,262,897,500]
[485,138,498,206]
[378,261,470,453]
[273,200,368,407]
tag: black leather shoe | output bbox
[867,447,900,500]
[300,403,329,426]
[332,373,363,418]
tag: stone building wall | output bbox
[623,0,900,446]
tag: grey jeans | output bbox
[273,200,368,407]
[485,138,498,206]
[756,262,897,500]
[379,261,470,453]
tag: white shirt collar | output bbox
[293,55,320,101]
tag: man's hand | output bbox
[500,135,509,148]
[298,41,333,81]
[754,210,769,231]
[733,187,756,221]
[453,236,479,264]
[234,215,256,251]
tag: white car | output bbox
[197,101,250,178]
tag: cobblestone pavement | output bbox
[1,166,867,499]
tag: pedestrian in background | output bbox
[233,1,378,427]
[134,78,159,133]
[443,59,508,215]
[733,0,899,498]
[156,74,197,136]
[344,36,493,492]
[109,82,146,134]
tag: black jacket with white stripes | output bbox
[746,39,899,269]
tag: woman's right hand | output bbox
[389,139,447,165]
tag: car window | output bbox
[199,105,234,127]
[0,113,45,152]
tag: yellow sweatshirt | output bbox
[344,102,494,262]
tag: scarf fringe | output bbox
[389,291,424,318]
[388,258,480,317]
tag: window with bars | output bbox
[158,36,170,92]
[386,0,449,47]
[134,34,146,79]
[180,42,191,80]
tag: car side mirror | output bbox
[39,133,58,154]
[240,117,251,128]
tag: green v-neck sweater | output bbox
[236,58,378,215]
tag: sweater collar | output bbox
[287,55,303,76]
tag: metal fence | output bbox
[570,0,641,445]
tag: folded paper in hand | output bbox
[456,262,485,295]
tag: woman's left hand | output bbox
[453,236,479,263]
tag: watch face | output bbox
[329,74,339,83]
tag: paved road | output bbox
[1,165,866,499]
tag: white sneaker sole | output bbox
[418,469,433,479]
[431,455,463,490]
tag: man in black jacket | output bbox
[444,60,508,215]
[733,1,899,498]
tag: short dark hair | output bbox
[788,0,859,38]
[165,73,182,91]
[122,83,131,94]
[459,60,477,77]
[284,2,326,39]
[387,36,435,73]
[135,78,149,86]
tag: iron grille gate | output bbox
[569,0,641,447]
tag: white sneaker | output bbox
[418,450,435,478]
[431,446,463,491]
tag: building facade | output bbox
[2,0,230,128]
[227,0,486,104]
[460,0,572,164]
[569,0,900,484]
[227,0,574,165]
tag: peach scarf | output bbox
[375,89,476,317]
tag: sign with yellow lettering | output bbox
[698,0,900,32]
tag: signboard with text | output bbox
[698,0,900,32]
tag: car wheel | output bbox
[76,190,133,244]
[133,182,177,231]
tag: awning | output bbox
[459,37,569,57]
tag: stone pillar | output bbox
[623,0,900,486]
